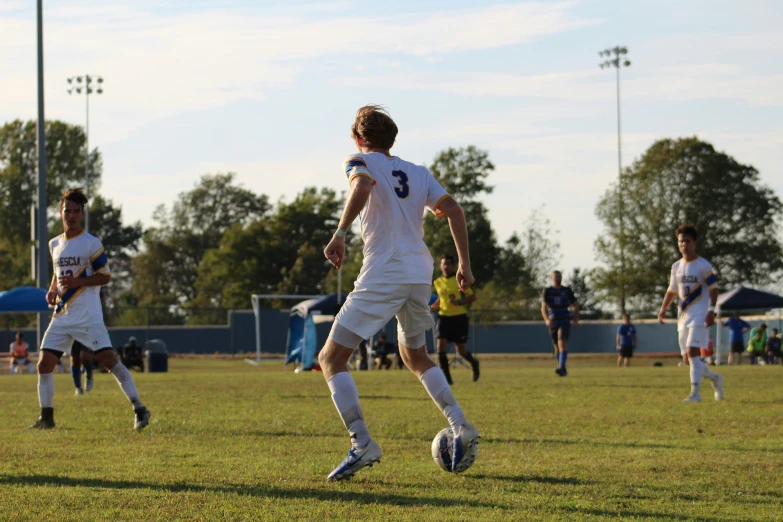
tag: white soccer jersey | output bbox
[343,152,449,285]
[667,256,718,330]
[49,231,110,326]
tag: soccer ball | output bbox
[431,427,478,473]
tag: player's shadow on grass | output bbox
[278,394,430,401]
[0,474,504,509]
[484,437,783,454]
[468,473,594,485]
[555,505,758,522]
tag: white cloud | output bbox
[0,1,596,140]
[335,65,783,107]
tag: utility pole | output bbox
[599,46,631,315]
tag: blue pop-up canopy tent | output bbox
[0,286,49,313]
[715,286,783,363]
[285,293,340,370]
[717,286,783,311]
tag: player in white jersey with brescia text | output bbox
[658,224,724,403]
[318,105,479,481]
[29,188,150,430]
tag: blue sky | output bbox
[2,0,781,278]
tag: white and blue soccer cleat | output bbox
[327,440,382,482]
[451,422,480,473]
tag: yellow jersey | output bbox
[433,275,474,317]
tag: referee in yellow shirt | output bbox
[430,254,480,384]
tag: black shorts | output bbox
[437,314,469,344]
[549,323,571,345]
[730,341,745,354]
[620,345,634,358]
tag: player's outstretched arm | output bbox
[324,176,372,269]
[438,197,473,290]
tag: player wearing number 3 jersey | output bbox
[29,188,150,431]
[319,105,479,481]
[658,224,724,403]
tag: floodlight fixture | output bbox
[66,74,104,233]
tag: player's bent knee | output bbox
[95,347,118,370]
[327,322,362,350]
[400,331,426,349]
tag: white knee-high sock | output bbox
[327,372,370,449]
[700,359,716,380]
[420,367,466,428]
[688,356,704,395]
[110,363,144,409]
[38,372,54,408]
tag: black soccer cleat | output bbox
[471,359,480,382]
[134,407,151,430]
[28,407,55,429]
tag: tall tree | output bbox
[424,146,499,284]
[193,187,342,311]
[0,119,100,291]
[474,208,561,319]
[593,137,783,313]
[129,173,269,311]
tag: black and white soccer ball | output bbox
[431,427,478,473]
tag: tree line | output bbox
[1,120,780,325]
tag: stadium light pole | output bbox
[67,74,103,233]
[599,46,631,315]
[36,0,48,349]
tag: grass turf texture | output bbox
[1,357,782,521]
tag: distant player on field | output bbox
[657,224,724,402]
[430,254,480,384]
[616,314,636,367]
[541,271,579,377]
[29,188,150,430]
[318,105,479,481]
[70,341,95,395]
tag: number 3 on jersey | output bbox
[392,170,409,199]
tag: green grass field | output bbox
[1,356,782,521]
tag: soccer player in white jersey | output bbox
[29,189,150,430]
[319,105,479,481]
[658,224,725,403]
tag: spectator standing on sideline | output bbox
[121,337,145,372]
[723,313,750,365]
[616,314,637,367]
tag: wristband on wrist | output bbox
[334,227,347,238]
[707,306,715,312]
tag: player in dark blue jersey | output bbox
[616,314,637,367]
[541,271,579,376]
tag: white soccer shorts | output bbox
[41,319,113,354]
[334,283,434,342]
[678,326,709,355]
